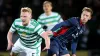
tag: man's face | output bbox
[20,12,31,22]
[43,3,52,13]
[81,11,91,24]
[20,12,31,25]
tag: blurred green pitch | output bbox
[0,50,88,56]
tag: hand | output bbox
[42,46,50,51]
[7,42,13,50]
[72,54,76,56]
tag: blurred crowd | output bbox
[0,0,100,51]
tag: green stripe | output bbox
[26,33,38,38]
[39,29,44,34]
[12,26,16,30]
[20,37,41,45]
[20,36,40,43]
[34,21,42,32]
[36,27,43,33]
[38,22,45,25]
[43,20,59,24]
[39,15,59,20]
[17,30,32,35]
[32,37,41,46]
[31,19,41,28]
[21,38,42,49]
[58,17,62,22]
[15,25,34,31]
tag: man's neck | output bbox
[23,19,30,26]
[80,19,85,25]
[45,11,52,16]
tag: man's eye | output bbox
[23,16,27,17]
[21,16,27,17]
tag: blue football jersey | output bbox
[51,17,85,43]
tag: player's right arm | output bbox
[7,31,13,50]
[7,20,16,50]
[46,17,76,37]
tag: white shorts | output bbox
[11,39,41,56]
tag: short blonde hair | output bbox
[43,1,52,6]
[21,7,32,14]
[82,7,93,16]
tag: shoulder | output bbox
[38,13,45,18]
[14,18,21,22]
[12,18,21,26]
[68,17,79,21]
[13,18,22,24]
[52,12,60,16]
[31,19,37,23]
[70,17,79,20]
[67,17,80,25]
[31,19,40,25]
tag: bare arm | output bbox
[40,32,50,50]
[7,31,13,50]
[7,19,16,50]
[7,31,13,43]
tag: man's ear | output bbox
[31,14,32,18]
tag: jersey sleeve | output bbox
[37,17,42,24]
[71,38,78,54]
[9,20,16,33]
[51,19,72,31]
[37,15,44,25]
[34,20,45,35]
[58,15,63,22]
[57,14,63,23]
[68,17,79,26]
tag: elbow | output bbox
[7,31,12,35]
[7,31,13,38]
[41,32,50,39]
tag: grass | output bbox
[0,50,88,56]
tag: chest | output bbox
[15,24,36,36]
[71,25,85,39]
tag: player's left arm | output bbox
[71,39,78,56]
[35,20,50,50]
[41,32,50,50]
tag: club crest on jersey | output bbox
[21,32,26,37]
[48,22,52,24]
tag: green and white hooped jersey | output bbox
[37,12,63,30]
[9,18,45,49]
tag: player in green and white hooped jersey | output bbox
[7,7,50,56]
[37,1,63,31]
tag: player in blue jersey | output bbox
[47,7,93,56]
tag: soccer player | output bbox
[37,1,63,31]
[47,7,93,56]
[7,7,50,56]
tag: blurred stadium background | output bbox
[0,0,100,56]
